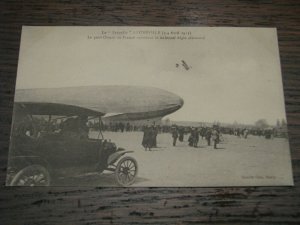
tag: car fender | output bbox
[107,151,134,165]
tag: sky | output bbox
[15,26,287,125]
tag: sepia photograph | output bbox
[6,26,293,187]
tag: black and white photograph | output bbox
[6,26,293,187]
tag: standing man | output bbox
[211,128,220,149]
[193,128,200,147]
[178,127,184,142]
[205,128,212,146]
[171,126,179,146]
[244,128,249,139]
[200,127,206,140]
[188,127,194,146]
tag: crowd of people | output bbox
[138,123,287,151]
[17,116,287,150]
[98,122,283,139]
[98,122,174,133]
[140,124,222,150]
[171,125,221,149]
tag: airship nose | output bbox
[178,97,184,107]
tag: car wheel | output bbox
[10,165,50,186]
[115,156,138,187]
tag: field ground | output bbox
[57,131,293,187]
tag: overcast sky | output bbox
[16,26,287,125]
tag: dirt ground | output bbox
[57,131,293,187]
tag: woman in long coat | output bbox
[142,126,151,151]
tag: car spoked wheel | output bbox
[10,165,50,186]
[115,156,138,186]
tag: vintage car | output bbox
[6,102,138,186]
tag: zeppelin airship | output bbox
[14,85,184,122]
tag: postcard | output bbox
[6,26,293,186]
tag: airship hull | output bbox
[15,85,184,120]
